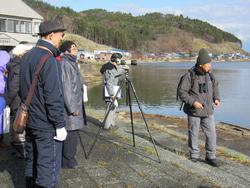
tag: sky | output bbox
[43,0,250,52]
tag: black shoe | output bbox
[62,164,79,169]
[190,157,200,163]
[25,176,35,188]
[205,158,219,167]
[34,184,46,188]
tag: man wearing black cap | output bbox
[19,20,67,187]
[177,48,220,167]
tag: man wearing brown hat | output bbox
[177,48,220,167]
[19,20,67,187]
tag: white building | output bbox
[94,49,131,59]
[0,0,43,51]
[77,49,95,61]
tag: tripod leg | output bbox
[78,130,88,159]
[128,79,161,163]
[127,80,136,147]
[86,102,112,158]
[86,85,123,158]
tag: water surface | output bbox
[87,62,250,129]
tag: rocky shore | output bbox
[0,107,250,187]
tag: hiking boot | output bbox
[62,161,79,169]
[25,176,35,188]
[190,157,200,163]
[62,164,80,169]
[205,157,219,167]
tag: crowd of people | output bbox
[0,20,221,187]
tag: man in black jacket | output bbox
[19,20,67,188]
[178,49,220,167]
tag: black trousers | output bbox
[62,130,78,168]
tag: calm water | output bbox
[87,62,250,129]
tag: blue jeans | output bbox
[25,128,62,188]
[187,115,216,159]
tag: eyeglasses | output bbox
[52,32,65,38]
[70,45,77,51]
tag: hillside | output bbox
[23,0,245,54]
[147,29,245,54]
[64,33,112,51]
[64,32,245,55]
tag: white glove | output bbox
[54,127,67,141]
[114,99,118,107]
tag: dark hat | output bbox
[196,48,211,66]
[38,20,66,36]
[59,40,75,53]
[111,53,122,62]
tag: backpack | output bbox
[176,67,214,110]
[100,62,115,74]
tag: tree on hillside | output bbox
[24,0,242,52]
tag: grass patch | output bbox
[127,150,133,154]
[143,146,155,155]
[171,162,181,169]
[97,160,109,168]
[149,124,188,142]
[127,185,134,188]
[217,148,250,166]
[110,171,119,177]
[196,174,222,188]
[137,171,146,177]
[118,134,134,145]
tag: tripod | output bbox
[83,73,161,163]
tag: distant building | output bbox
[94,49,131,59]
[109,48,131,57]
[97,52,113,61]
[0,0,43,51]
[77,49,95,60]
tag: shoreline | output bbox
[79,58,250,65]
[86,107,250,157]
[1,107,250,187]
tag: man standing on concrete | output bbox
[177,48,220,167]
[59,40,85,169]
[100,53,128,130]
[19,20,67,187]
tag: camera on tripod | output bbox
[83,68,161,163]
[122,65,129,74]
